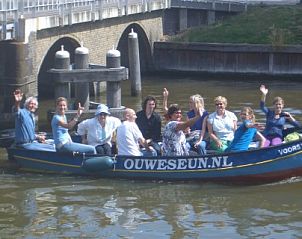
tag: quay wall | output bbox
[153,42,302,77]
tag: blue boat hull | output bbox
[6,139,302,184]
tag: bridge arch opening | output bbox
[38,37,80,99]
[117,23,153,73]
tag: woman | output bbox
[226,107,266,152]
[186,94,209,155]
[207,96,237,153]
[162,104,202,156]
[162,88,208,155]
[51,97,96,154]
[260,85,300,146]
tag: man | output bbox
[117,108,157,156]
[136,96,162,154]
[77,104,121,155]
[13,89,54,151]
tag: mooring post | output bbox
[106,48,122,108]
[128,29,141,96]
[54,45,70,100]
[74,43,89,111]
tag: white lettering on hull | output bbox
[123,156,233,171]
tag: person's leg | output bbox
[60,142,96,154]
[95,145,105,154]
[103,143,112,155]
[151,142,162,155]
[96,143,112,155]
[196,140,207,155]
[141,148,157,156]
[271,137,282,146]
[21,142,55,151]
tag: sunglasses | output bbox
[174,111,182,115]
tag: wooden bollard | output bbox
[54,45,70,100]
[74,43,90,111]
[106,48,121,108]
[128,29,141,96]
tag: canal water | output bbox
[1,75,302,238]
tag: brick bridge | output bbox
[0,0,249,128]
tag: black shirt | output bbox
[136,110,162,142]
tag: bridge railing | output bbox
[0,0,170,40]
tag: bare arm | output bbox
[260,84,268,102]
[207,120,223,148]
[194,116,208,146]
[58,103,83,129]
[256,131,266,148]
[162,88,169,114]
[13,89,23,111]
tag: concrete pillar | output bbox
[106,48,121,108]
[179,9,188,31]
[269,53,274,73]
[207,10,216,25]
[54,45,70,100]
[74,43,90,111]
[128,29,141,96]
[16,16,25,42]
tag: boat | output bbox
[0,129,15,148]
[5,135,302,184]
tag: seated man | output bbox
[77,104,121,155]
[13,89,55,151]
[136,96,162,154]
[117,108,157,156]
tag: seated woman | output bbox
[207,96,237,153]
[187,94,209,155]
[51,97,96,154]
[226,107,266,152]
[260,85,301,146]
[162,104,203,156]
[162,88,208,155]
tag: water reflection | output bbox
[0,173,302,238]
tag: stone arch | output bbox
[117,23,153,73]
[38,37,80,98]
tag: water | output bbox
[1,75,302,238]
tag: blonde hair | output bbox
[56,97,68,106]
[241,106,255,123]
[214,96,227,107]
[190,94,204,110]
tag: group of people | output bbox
[13,84,301,156]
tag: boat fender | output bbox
[82,156,114,172]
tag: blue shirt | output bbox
[227,120,257,152]
[187,110,209,131]
[260,101,300,138]
[15,108,36,144]
[51,114,71,147]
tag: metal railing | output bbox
[0,0,170,40]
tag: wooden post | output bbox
[106,48,121,108]
[74,43,90,111]
[54,45,70,100]
[128,29,141,96]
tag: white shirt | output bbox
[77,116,121,147]
[207,110,237,141]
[116,121,144,156]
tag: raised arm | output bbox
[58,103,83,129]
[260,85,268,102]
[162,88,169,114]
[13,89,23,111]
